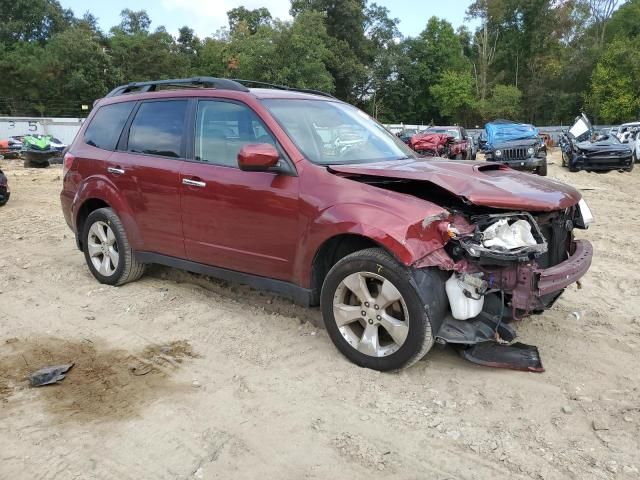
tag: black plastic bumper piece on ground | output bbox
[459,342,544,372]
[436,312,516,345]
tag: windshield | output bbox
[426,128,460,140]
[262,99,416,165]
[592,134,621,144]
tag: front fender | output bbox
[294,202,451,287]
[72,175,143,250]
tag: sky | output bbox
[59,0,477,39]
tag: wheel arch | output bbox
[308,233,397,306]
[75,198,111,250]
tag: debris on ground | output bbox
[29,363,74,387]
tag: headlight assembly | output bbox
[527,147,535,155]
[576,198,594,228]
[495,149,502,157]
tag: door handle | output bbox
[182,178,206,188]
[107,167,125,175]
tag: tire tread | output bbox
[321,247,436,371]
[84,208,145,286]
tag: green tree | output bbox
[194,35,227,77]
[116,9,151,35]
[227,6,272,34]
[587,37,640,123]
[109,10,189,83]
[430,71,477,123]
[271,12,334,92]
[604,0,640,40]
[377,17,467,124]
[290,0,369,101]
[0,0,72,46]
[482,84,523,120]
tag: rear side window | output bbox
[127,101,188,158]
[84,102,135,151]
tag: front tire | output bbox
[536,158,548,176]
[320,248,442,371]
[82,208,145,286]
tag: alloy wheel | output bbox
[87,221,119,276]
[332,272,409,357]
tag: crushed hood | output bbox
[575,141,631,156]
[329,159,582,212]
[410,133,452,151]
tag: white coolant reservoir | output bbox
[445,273,485,320]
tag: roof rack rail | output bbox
[231,79,336,99]
[105,77,250,97]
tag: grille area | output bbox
[534,212,572,268]
[501,147,528,160]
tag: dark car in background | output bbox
[0,168,9,206]
[560,114,633,172]
[397,129,418,144]
[482,120,548,176]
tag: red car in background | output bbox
[410,126,474,159]
[409,133,455,157]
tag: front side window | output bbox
[262,99,415,165]
[195,100,277,167]
[127,100,188,158]
[84,101,135,151]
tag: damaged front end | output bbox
[329,160,594,370]
[560,114,634,172]
[413,205,593,371]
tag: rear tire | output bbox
[320,248,443,371]
[82,208,145,286]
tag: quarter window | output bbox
[128,101,188,158]
[84,102,135,151]
[195,101,277,167]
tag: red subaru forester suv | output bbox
[61,77,593,371]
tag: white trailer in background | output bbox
[0,117,84,145]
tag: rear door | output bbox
[110,99,189,258]
[179,99,299,281]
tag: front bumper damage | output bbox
[413,208,593,371]
[471,238,592,312]
[569,151,632,171]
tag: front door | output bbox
[180,99,299,281]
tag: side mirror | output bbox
[238,143,280,172]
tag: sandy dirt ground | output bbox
[0,150,639,480]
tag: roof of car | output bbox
[94,88,341,110]
[97,86,339,108]
[247,88,337,101]
[102,77,337,104]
